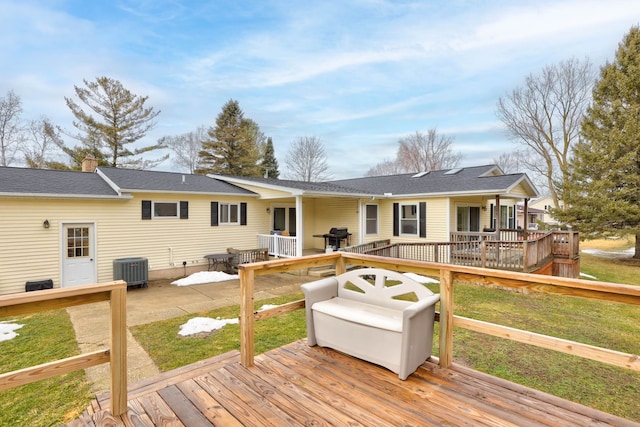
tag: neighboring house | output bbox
[516,204,546,228]
[529,196,563,225]
[0,162,538,295]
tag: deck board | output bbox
[67,340,640,427]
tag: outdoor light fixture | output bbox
[266,208,271,214]
[43,219,50,229]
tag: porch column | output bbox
[296,195,303,257]
[495,194,501,238]
[523,198,529,241]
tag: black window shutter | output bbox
[211,202,219,226]
[393,203,399,236]
[419,202,426,238]
[180,201,188,219]
[142,200,151,220]
[240,202,247,225]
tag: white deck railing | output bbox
[257,234,297,258]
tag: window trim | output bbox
[399,203,419,236]
[219,202,240,225]
[153,201,179,218]
[142,200,188,219]
[365,203,379,235]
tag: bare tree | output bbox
[368,129,461,175]
[397,129,462,172]
[160,126,207,173]
[284,136,332,181]
[23,117,63,168]
[493,149,529,174]
[0,90,25,166]
[496,57,595,210]
[365,158,405,176]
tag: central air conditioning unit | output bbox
[113,257,148,288]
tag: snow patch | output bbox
[0,320,24,342]
[179,304,280,336]
[178,317,238,336]
[171,271,238,286]
[403,272,440,284]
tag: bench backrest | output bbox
[227,247,269,268]
[337,268,436,310]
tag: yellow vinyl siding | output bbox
[371,198,450,243]
[231,183,292,199]
[309,198,359,249]
[0,194,264,295]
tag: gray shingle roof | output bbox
[330,165,533,196]
[0,166,120,197]
[98,168,256,195]
[211,174,377,196]
[0,164,536,200]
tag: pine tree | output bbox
[63,76,166,169]
[260,137,279,178]
[562,26,640,257]
[197,99,261,176]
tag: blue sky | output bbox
[1,0,639,179]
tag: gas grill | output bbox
[321,227,351,250]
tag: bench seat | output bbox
[312,297,403,332]
[302,268,440,380]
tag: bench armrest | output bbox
[301,277,339,346]
[403,294,440,320]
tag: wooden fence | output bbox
[237,252,639,374]
[0,281,128,416]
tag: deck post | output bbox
[335,254,347,275]
[110,286,127,416]
[239,268,255,367]
[438,269,454,368]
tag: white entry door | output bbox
[62,223,97,287]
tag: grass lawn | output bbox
[0,309,93,427]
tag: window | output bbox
[220,203,239,225]
[142,200,188,219]
[365,204,378,235]
[154,202,178,218]
[67,227,90,258]
[500,205,515,229]
[490,204,515,229]
[211,202,247,226]
[400,203,418,235]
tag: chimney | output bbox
[82,155,98,172]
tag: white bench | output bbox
[301,268,440,380]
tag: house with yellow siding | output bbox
[0,162,537,295]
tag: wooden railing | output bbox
[238,252,640,375]
[0,281,128,416]
[341,231,579,274]
[257,233,297,258]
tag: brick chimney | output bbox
[81,155,98,172]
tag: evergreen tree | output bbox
[260,137,279,178]
[197,99,261,176]
[63,76,166,169]
[561,26,640,257]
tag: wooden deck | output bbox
[68,340,638,427]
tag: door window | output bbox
[67,227,90,258]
